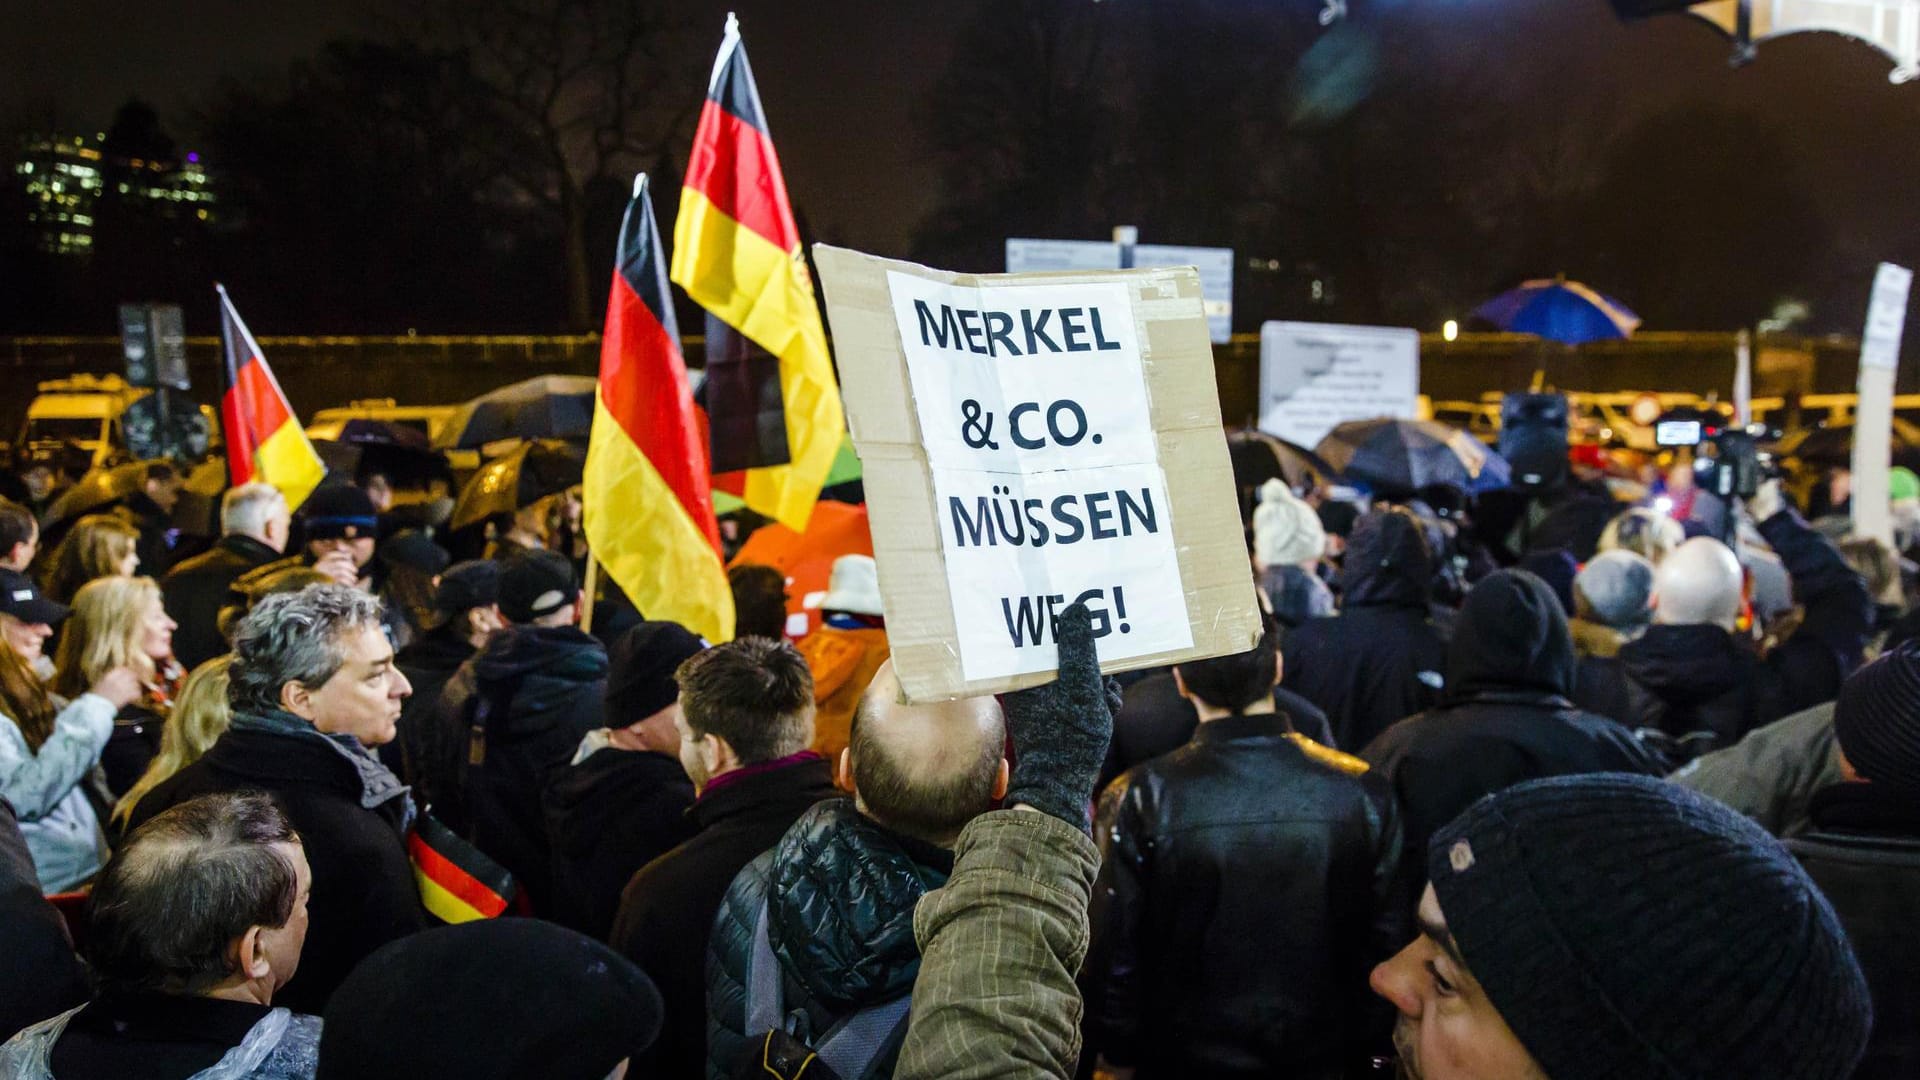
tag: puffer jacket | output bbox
[429,624,607,913]
[1362,570,1663,860]
[706,798,951,1080]
[1085,714,1407,1078]
[1282,508,1447,750]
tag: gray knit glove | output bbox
[1003,602,1119,833]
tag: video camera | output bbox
[1654,411,1776,501]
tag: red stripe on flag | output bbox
[407,831,509,918]
[681,100,801,255]
[601,271,723,554]
[222,356,293,486]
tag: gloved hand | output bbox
[1003,602,1118,833]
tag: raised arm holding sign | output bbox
[814,245,1260,702]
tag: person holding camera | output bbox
[1616,479,1872,765]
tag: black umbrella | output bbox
[1773,419,1920,471]
[43,459,170,528]
[452,440,586,530]
[315,420,445,488]
[1228,429,1334,491]
[434,376,597,450]
[1315,418,1512,497]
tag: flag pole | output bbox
[580,550,600,634]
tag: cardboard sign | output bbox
[814,245,1262,702]
[1258,321,1420,449]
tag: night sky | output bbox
[6,1,1920,283]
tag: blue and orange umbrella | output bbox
[1473,277,1641,345]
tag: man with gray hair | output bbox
[1618,480,1872,765]
[127,584,425,1013]
[162,482,292,668]
[0,792,321,1077]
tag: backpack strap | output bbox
[815,995,912,1080]
[744,899,785,1036]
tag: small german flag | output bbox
[216,284,325,510]
[407,814,518,924]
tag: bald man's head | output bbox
[847,662,1007,847]
[1654,537,1744,631]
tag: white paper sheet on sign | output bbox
[885,271,1194,682]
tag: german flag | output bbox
[407,814,517,923]
[216,285,325,510]
[583,176,734,643]
[674,13,844,533]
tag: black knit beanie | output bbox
[1429,773,1871,1080]
[1834,641,1920,792]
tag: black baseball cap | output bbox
[435,560,502,616]
[497,550,578,624]
[0,568,68,625]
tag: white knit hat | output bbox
[1252,480,1326,569]
[818,554,885,617]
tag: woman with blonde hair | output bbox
[41,514,140,605]
[0,568,141,890]
[51,576,180,798]
[110,655,232,831]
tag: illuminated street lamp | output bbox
[1443,319,1460,342]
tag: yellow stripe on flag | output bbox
[583,393,736,643]
[414,864,487,924]
[253,418,326,512]
[672,187,844,533]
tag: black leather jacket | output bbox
[1085,714,1408,1079]
[1790,782,1920,1080]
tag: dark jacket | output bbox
[160,534,283,670]
[706,798,951,1080]
[1620,510,1871,763]
[100,703,164,800]
[542,737,695,940]
[1790,782,1920,1079]
[0,798,87,1041]
[44,992,309,1079]
[1099,669,1334,793]
[126,713,427,1014]
[1362,570,1665,860]
[610,755,839,1080]
[1085,715,1408,1078]
[428,624,606,913]
[1283,510,1448,750]
[389,623,477,785]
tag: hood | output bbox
[1618,623,1749,704]
[1339,509,1433,610]
[767,799,950,1011]
[1443,569,1576,703]
[473,624,608,685]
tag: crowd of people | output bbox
[0,435,1914,1080]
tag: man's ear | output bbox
[279,679,314,720]
[836,747,853,791]
[236,925,271,981]
[992,758,1010,801]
